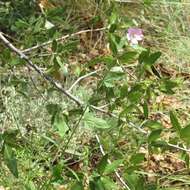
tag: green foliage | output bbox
[170,111,181,134]
[83,112,111,129]
[0,0,189,189]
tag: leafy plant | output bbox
[0,0,189,189]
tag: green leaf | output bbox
[52,39,57,52]
[97,154,109,175]
[148,52,161,65]
[138,50,161,66]
[130,153,145,165]
[124,173,145,190]
[170,111,181,134]
[89,177,105,190]
[127,84,145,104]
[138,50,150,64]
[109,11,118,25]
[52,164,63,180]
[148,129,162,143]
[46,104,61,115]
[3,145,18,178]
[108,34,120,55]
[87,56,116,68]
[83,113,111,129]
[109,23,117,33]
[108,11,118,33]
[103,69,125,88]
[33,17,45,33]
[3,129,19,148]
[142,102,149,119]
[151,140,168,148]
[118,51,137,64]
[54,116,69,138]
[66,167,80,181]
[160,79,178,95]
[25,181,37,190]
[60,40,78,53]
[125,166,140,174]
[104,159,123,175]
[143,120,163,130]
[71,181,84,190]
[101,177,119,190]
[180,124,190,143]
[55,56,64,68]
[145,183,157,190]
[10,57,24,66]
[120,84,128,98]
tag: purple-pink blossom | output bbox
[127,28,144,45]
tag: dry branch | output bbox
[0,30,131,190]
[0,31,83,106]
[22,27,106,53]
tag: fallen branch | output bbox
[0,31,83,106]
[22,27,106,53]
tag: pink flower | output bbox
[127,28,144,45]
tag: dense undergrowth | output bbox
[0,0,190,190]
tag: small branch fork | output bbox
[22,27,106,53]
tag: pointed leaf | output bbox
[104,159,123,175]
[71,181,84,190]
[148,129,162,143]
[84,113,111,129]
[143,120,163,130]
[3,145,18,178]
[180,124,190,143]
[130,153,145,165]
[97,154,109,175]
[142,102,149,119]
[148,52,161,65]
[170,111,181,134]
[118,51,137,64]
[54,117,69,138]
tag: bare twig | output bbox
[22,27,106,53]
[68,69,101,92]
[95,134,131,190]
[0,31,83,106]
[167,143,190,153]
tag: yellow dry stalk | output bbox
[38,0,55,11]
